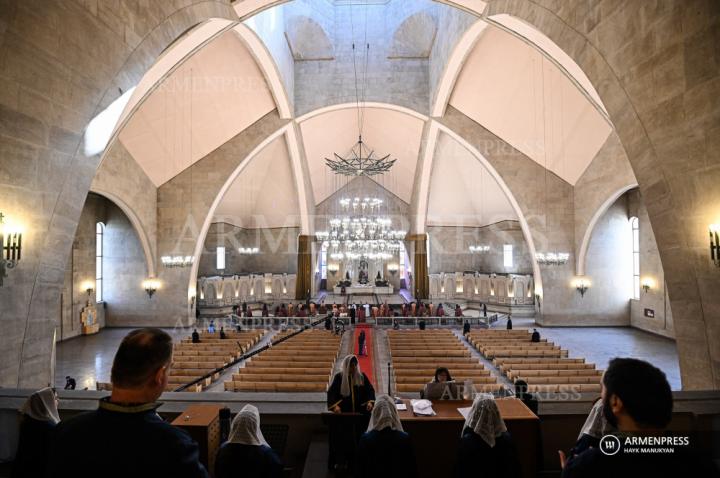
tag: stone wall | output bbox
[427,221,533,275]
[428,3,479,111]
[60,194,107,342]
[91,139,157,273]
[292,0,437,115]
[574,132,637,273]
[579,194,632,326]
[0,0,237,388]
[198,223,299,276]
[103,202,155,328]
[629,190,675,338]
[485,0,720,391]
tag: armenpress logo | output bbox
[599,434,622,456]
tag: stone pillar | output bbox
[295,235,312,300]
[408,234,429,299]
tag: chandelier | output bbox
[325,136,397,177]
[535,252,570,266]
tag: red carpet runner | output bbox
[353,324,375,386]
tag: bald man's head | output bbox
[111,328,173,389]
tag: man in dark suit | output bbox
[48,328,208,478]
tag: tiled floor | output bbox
[54,327,188,390]
[514,318,682,390]
[55,322,683,391]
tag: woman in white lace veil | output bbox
[463,393,507,447]
[366,395,403,432]
[340,354,365,397]
[228,404,268,446]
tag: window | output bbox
[320,243,328,280]
[216,246,226,270]
[96,222,104,302]
[631,217,640,299]
[503,244,513,268]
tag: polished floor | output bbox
[55,322,682,391]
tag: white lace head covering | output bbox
[340,354,364,397]
[367,395,403,432]
[228,404,268,446]
[463,394,507,448]
[578,398,614,439]
[20,387,60,424]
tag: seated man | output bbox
[531,328,540,343]
[215,405,282,478]
[560,358,719,477]
[357,395,417,478]
[422,367,459,400]
[191,328,200,343]
[47,328,208,478]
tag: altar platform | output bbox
[332,284,393,295]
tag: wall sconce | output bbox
[641,277,654,294]
[80,280,94,297]
[0,212,23,287]
[469,245,490,253]
[710,224,720,267]
[573,277,589,298]
[161,256,194,268]
[143,279,160,298]
[328,263,339,276]
[387,263,399,275]
[238,247,259,255]
[536,252,570,266]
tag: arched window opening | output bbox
[96,222,104,302]
[631,217,640,299]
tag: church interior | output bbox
[1,0,719,477]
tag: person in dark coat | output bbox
[64,376,76,390]
[325,314,333,331]
[506,316,513,330]
[482,303,487,317]
[47,328,208,478]
[531,329,540,343]
[327,355,375,414]
[215,405,282,478]
[357,395,417,478]
[219,327,227,340]
[463,321,471,335]
[455,394,520,478]
[514,380,538,415]
[358,330,366,356]
[12,387,60,478]
[192,329,201,343]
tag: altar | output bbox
[333,283,394,295]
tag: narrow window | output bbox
[96,222,104,302]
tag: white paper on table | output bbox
[410,399,436,416]
[395,403,408,411]
[457,407,472,420]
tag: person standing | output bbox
[327,355,375,414]
[358,330,366,356]
[463,321,471,336]
[506,315,513,330]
